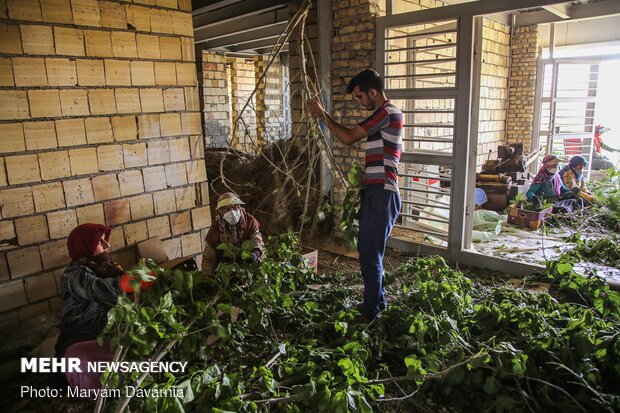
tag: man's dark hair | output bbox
[346,69,384,94]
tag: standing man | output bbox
[307,69,402,321]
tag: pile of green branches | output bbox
[97,234,620,413]
[590,168,620,232]
[336,162,363,248]
[510,193,554,213]
[564,233,620,268]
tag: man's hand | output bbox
[306,98,368,146]
[307,99,324,119]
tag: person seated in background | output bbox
[201,192,265,275]
[559,155,594,204]
[526,154,581,213]
[592,125,619,170]
[54,224,151,392]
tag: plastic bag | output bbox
[472,210,505,243]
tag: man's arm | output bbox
[307,99,367,146]
[601,141,620,153]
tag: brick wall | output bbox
[202,51,229,148]
[477,18,510,169]
[0,0,210,333]
[201,53,286,150]
[254,55,267,146]
[327,0,447,209]
[230,57,257,152]
[289,1,514,209]
[506,25,539,151]
[256,55,286,144]
[327,0,380,208]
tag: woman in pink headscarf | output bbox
[526,155,580,212]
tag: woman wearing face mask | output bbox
[201,192,265,275]
[53,223,152,393]
[559,155,595,204]
[526,154,580,212]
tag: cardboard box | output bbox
[507,206,553,230]
[137,237,196,271]
[301,246,318,273]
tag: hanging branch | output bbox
[207,0,356,240]
[218,1,311,191]
[296,9,348,190]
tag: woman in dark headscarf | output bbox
[201,192,264,275]
[54,224,148,392]
[526,155,580,213]
[559,155,594,204]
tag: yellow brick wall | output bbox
[257,55,285,143]
[0,0,210,333]
[202,52,230,148]
[290,0,449,216]
[201,52,286,150]
[506,25,539,151]
[230,57,257,152]
[477,18,510,170]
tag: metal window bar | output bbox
[403,200,451,210]
[384,72,457,79]
[385,28,457,41]
[403,138,454,144]
[401,179,451,192]
[402,123,454,128]
[388,66,456,75]
[401,109,455,114]
[400,186,451,197]
[394,221,448,240]
[400,172,452,181]
[403,204,451,221]
[385,57,457,67]
[386,43,457,54]
[400,212,450,225]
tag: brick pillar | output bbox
[329,0,381,207]
[506,25,540,151]
[202,52,230,148]
[254,56,267,146]
[264,57,285,143]
[230,58,257,152]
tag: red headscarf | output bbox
[67,223,111,261]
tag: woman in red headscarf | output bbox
[53,224,146,394]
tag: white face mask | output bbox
[547,167,558,174]
[223,209,241,225]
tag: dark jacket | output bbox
[54,262,120,357]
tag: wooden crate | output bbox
[507,206,553,230]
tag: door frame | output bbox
[377,0,576,275]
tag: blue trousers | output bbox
[358,185,401,319]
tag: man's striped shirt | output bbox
[359,100,403,193]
